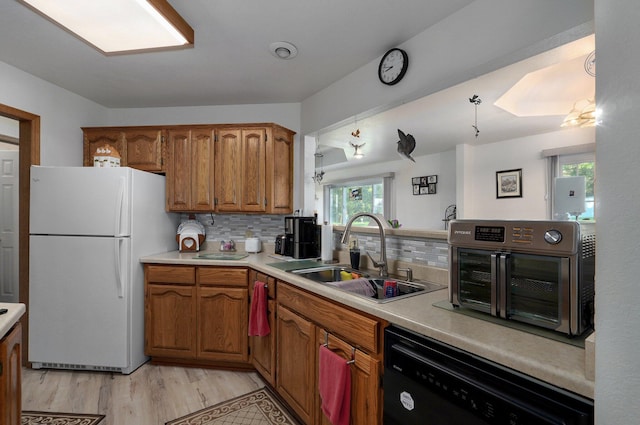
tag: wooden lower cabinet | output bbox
[249,270,277,386]
[145,265,197,358]
[146,283,197,358]
[276,283,384,425]
[144,265,384,425]
[0,322,22,425]
[198,286,248,362]
[276,305,317,425]
[315,328,381,425]
[144,264,249,365]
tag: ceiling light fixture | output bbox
[269,41,298,60]
[19,0,194,55]
[561,99,597,128]
[561,51,597,128]
[351,143,365,159]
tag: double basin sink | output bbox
[287,264,446,303]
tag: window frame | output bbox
[544,144,595,220]
[322,173,394,226]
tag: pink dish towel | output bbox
[248,281,270,336]
[318,345,351,425]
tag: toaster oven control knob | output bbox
[544,229,563,244]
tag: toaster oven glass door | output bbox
[503,253,569,331]
[456,249,496,315]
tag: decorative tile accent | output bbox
[346,233,449,269]
[184,213,450,269]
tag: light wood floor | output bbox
[22,363,265,425]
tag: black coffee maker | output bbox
[283,216,320,259]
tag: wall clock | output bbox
[378,48,408,85]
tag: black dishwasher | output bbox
[384,326,593,425]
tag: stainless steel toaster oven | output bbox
[448,220,595,336]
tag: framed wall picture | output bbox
[412,175,438,195]
[496,168,522,198]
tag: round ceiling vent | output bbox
[269,41,298,60]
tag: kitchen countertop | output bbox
[0,302,26,338]
[140,250,594,399]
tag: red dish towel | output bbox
[248,281,270,336]
[318,345,351,425]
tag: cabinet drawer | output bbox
[146,265,195,285]
[198,267,248,286]
[278,283,381,354]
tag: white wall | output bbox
[300,0,595,222]
[0,116,18,138]
[0,61,108,166]
[462,127,594,219]
[314,127,594,229]
[594,0,640,423]
[301,0,594,136]
[0,64,303,203]
[105,104,300,136]
[315,150,456,230]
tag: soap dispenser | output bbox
[349,239,360,270]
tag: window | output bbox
[544,144,595,221]
[323,174,393,226]
[559,153,595,220]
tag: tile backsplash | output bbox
[188,213,285,242]
[338,233,449,269]
[183,214,449,270]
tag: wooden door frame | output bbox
[0,103,40,365]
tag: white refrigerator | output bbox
[29,166,179,374]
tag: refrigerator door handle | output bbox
[115,238,124,298]
[114,176,126,237]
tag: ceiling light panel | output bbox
[19,0,194,54]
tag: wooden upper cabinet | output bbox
[191,129,216,211]
[166,128,215,212]
[83,123,294,214]
[124,129,165,172]
[166,129,192,211]
[268,126,294,214]
[215,129,243,212]
[215,127,267,212]
[83,127,164,172]
[83,129,126,166]
[241,128,267,212]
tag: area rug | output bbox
[166,388,299,425]
[22,411,105,425]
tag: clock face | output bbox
[378,48,408,85]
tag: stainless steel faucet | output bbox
[341,212,389,277]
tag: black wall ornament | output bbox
[397,129,416,162]
[469,94,482,138]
